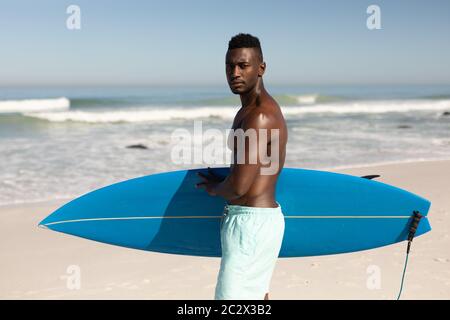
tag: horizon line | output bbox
[1,82,450,88]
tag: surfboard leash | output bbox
[396,210,423,300]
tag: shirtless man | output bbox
[196,33,287,300]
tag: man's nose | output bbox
[230,65,240,78]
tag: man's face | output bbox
[225,48,263,94]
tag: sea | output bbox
[1,84,449,206]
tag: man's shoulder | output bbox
[243,103,279,130]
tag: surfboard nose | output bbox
[38,208,60,229]
[38,216,51,228]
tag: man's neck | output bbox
[240,79,266,108]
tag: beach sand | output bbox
[1,159,449,300]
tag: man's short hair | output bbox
[228,33,263,62]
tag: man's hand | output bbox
[195,167,224,196]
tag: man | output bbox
[196,33,287,300]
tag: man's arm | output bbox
[197,111,275,201]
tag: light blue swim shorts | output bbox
[214,202,285,300]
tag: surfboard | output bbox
[38,167,431,257]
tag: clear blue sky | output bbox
[1,0,449,86]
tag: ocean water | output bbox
[1,84,450,205]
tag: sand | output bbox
[1,159,449,299]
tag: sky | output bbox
[0,0,449,86]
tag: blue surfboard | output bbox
[39,167,431,257]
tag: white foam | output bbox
[0,97,70,113]
[24,106,239,123]
[282,99,450,115]
[20,99,450,123]
[294,94,318,104]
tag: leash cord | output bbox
[396,251,410,300]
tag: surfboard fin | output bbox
[360,175,381,180]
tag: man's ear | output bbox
[258,62,266,77]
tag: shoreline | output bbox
[318,157,450,171]
[1,159,449,299]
